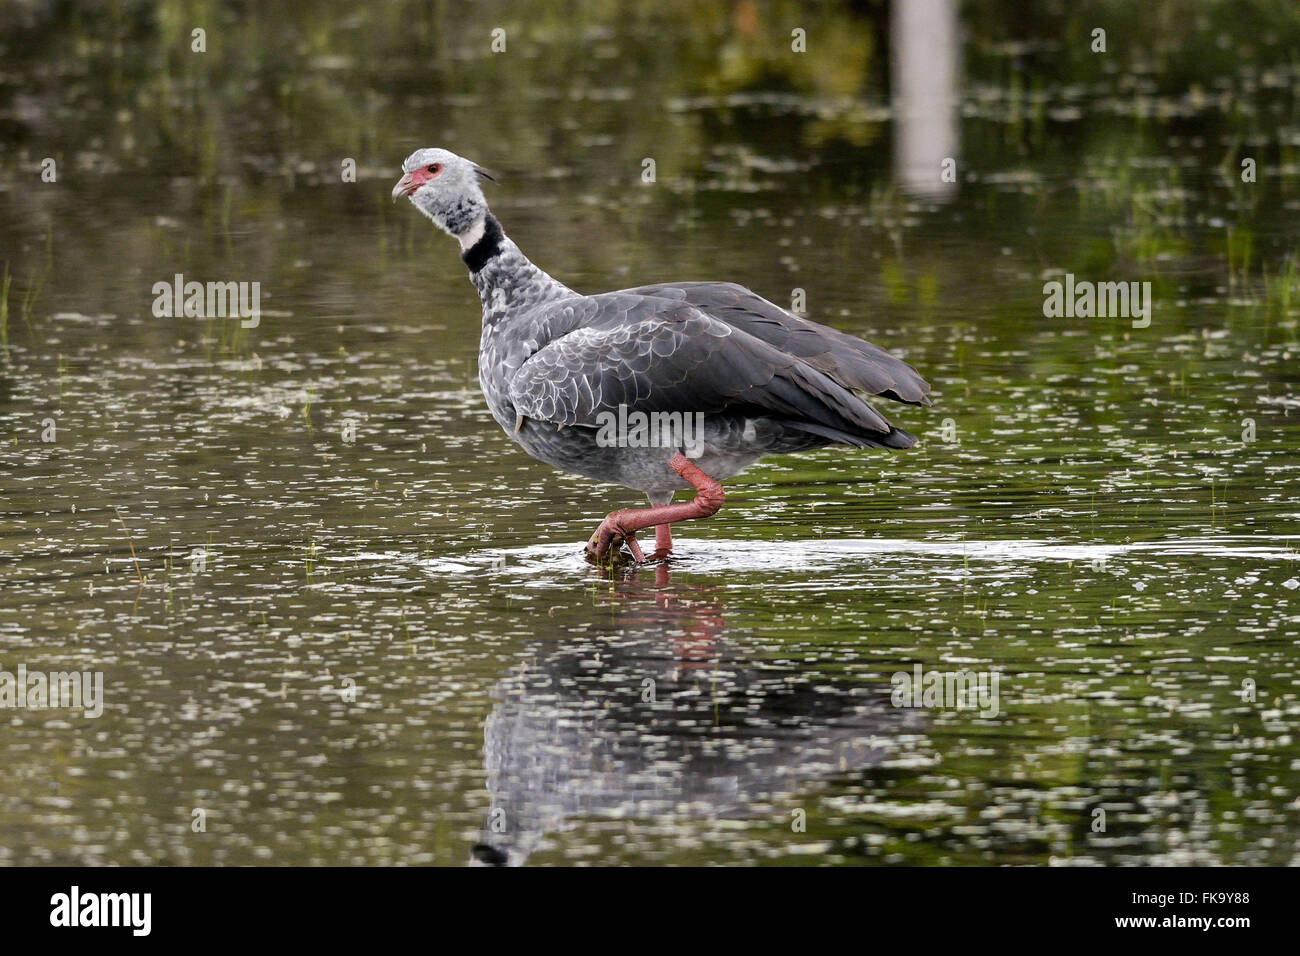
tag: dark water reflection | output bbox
[473,565,923,866]
[1,0,1298,865]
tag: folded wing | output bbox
[623,281,931,406]
[507,292,916,448]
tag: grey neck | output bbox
[464,214,575,326]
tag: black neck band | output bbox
[461,215,505,273]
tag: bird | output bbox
[393,147,931,564]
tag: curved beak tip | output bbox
[392,173,414,202]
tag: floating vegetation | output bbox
[0,0,1296,868]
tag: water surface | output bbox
[1,0,1298,865]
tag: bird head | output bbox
[392,147,496,240]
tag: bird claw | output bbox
[585,513,646,565]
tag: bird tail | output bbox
[775,419,917,449]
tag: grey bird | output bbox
[394,147,931,563]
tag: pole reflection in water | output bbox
[471,564,924,866]
[891,0,960,200]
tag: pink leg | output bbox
[632,523,675,565]
[650,524,673,561]
[587,454,725,561]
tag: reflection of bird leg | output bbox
[694,606,725,643]
[672,636,716,672]
[589,562,728,674]
[653,562,672,600]
[673,607,725,672]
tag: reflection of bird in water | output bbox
[470,565,923,866]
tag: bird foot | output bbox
[585,512,650,565]
[584,539,675,571]
[583,546,636,571]
[586,518,638,565]
[583,541,672,572]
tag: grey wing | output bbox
[621,281,931,406]
[506,293,909,445]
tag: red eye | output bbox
[427,164,441,174]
